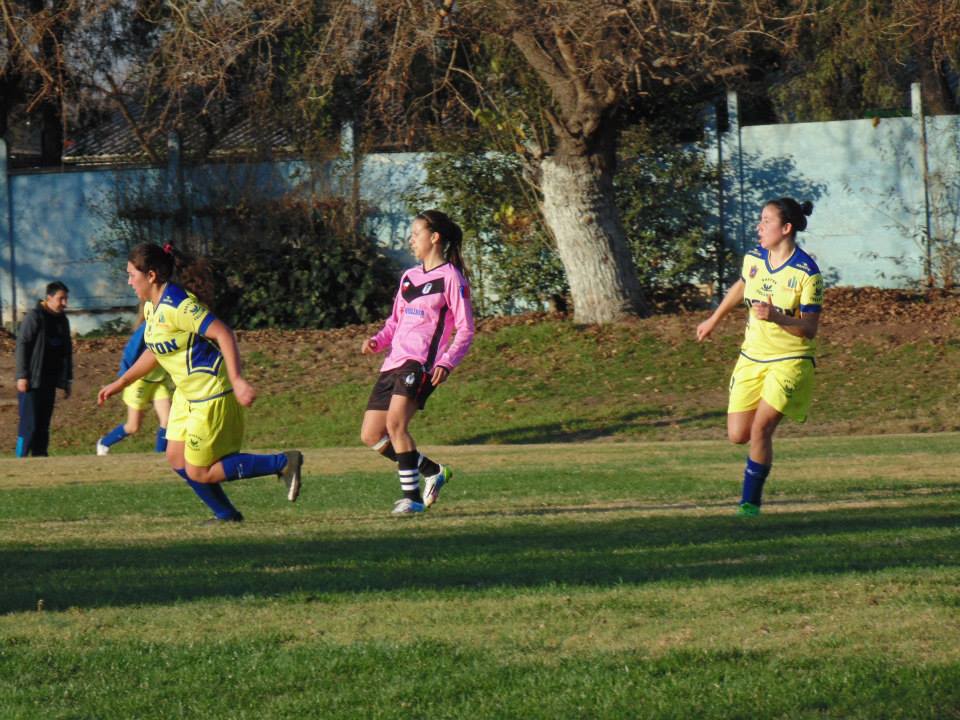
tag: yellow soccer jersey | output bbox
[740,245,823,361]
[143,284,229,401]
[143,365,169,383]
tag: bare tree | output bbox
[0,0,311,162]
[770,0,960,120]
[299,0,813,322]
[2,0,813,322]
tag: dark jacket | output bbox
[15,301,73,390]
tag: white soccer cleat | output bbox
[422,464,452,508]
[391,498,425,515]
[96,438,110,456]
[279,450,303,502]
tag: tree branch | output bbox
[510,29,577,134]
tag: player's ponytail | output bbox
[128,242,215,308]
[416,209,469,279]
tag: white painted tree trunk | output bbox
[540,153,644,323]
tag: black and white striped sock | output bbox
[397,450,422,503]
[375,436,440,477]
[418,452,440,478]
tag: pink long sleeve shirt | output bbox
[370,262,475,373]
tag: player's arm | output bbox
[755,302,821,339]
[363,279,404,355]
[97,349,158,405]
[432,276,475,385]
[203,319,256,407]
[754,271,822,339]
[696,278,745,341]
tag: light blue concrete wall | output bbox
[353,151,427,266]
[9,166,144,320]
[2,157,325,332]
[737,116,925,286]
[3,91,959,329]
[715,85,958,288]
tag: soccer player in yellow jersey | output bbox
[96,304,173,456]
[697,198,823,516]
[97,243,303,523]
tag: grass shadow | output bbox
[453,409,726,443]
[2,500,957,613]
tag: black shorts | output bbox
[365,360,437,411]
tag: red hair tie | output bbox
[162,243,174,255]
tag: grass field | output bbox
[2,435,959,718]
[16,307,960,457]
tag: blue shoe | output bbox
[736,502,761,517]
[422,464,451,508]
[391,498,425,515]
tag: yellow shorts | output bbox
[166,390,245,467]
[728,354,815,422]
[122,378,172,411]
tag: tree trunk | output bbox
[540,151,646,323]
[920,58,959,116]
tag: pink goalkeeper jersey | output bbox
[371,262,475,373]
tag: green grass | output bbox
[50,315,960,455]
[2,436,959,718]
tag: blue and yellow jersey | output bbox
[740,245,823,361]
[143,284,228,401]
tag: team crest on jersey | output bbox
[749,265,758,278]
[787,276,798,289]
[422,282,433,295]
[461,284,470,299]
[404,372,416,386]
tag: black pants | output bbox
[17,383,58,457]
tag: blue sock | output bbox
[175,468,239,519]
[219,453,286,481]
[154,427,167,453]
[101,424,129,448]
[741,457,771,506]
[208,483,235,510]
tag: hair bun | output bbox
[800,201,813,216]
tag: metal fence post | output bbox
[0,139,13,327]
[912,82,933,286]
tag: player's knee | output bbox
[750,421,777,443]
[165,448,182,469]
[385,417,408,439]
[359,427,380,447]
[728,428,750,444]
[185,466,215,483]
